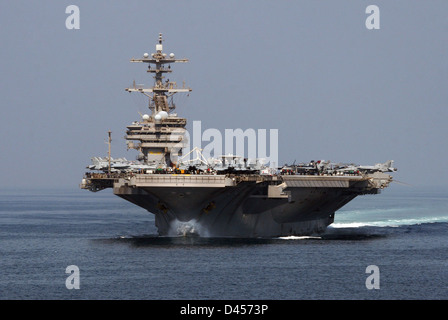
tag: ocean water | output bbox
[0,185,447,300]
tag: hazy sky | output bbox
[0,1,447,188]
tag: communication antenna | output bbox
[107,130,112,174]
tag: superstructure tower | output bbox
[125,33,191,167]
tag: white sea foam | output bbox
[331,215,448,228]
[277,236,322,240]
[168,219,210,237]
[330,222,373,228]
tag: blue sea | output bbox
[0,185,447,301]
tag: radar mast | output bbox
[125,33,191,115]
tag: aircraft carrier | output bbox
[81,34,396,237]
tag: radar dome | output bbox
[158,111,168,119]
[169,53,175,58]
[143,53,149,58]
[142,114,150,120]
[154,114,162,121]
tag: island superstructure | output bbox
[81,34,396,237]
[124,33,190,168]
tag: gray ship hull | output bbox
[110,173,387,237]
